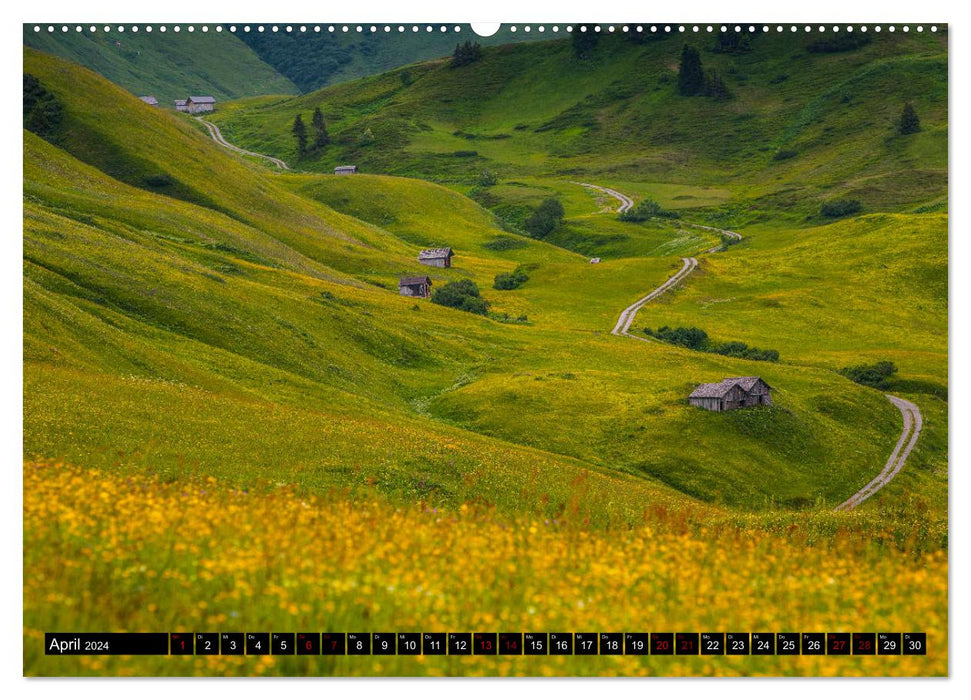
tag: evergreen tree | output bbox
[291,114,308,156]
[572,25,599,59]
[898,102,921,135]
[703,71,732,100]
[451,41,483,68]
[678,44,705,96]
[311,107,330,150]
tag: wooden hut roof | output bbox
[724,376,771,391]
[419,247,453,260]
[399,276,432,286]
[187,95,216,104]
[689,379,740,399]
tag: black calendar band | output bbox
[44,632,927,656]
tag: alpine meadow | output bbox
[22,24,947,677]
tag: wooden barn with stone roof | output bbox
[418,247,454,268]
[688,376,772,412]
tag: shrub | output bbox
[478,169,498,187]
[839,361,898,388]
[493,266,530,290]
[773,149,798,161]
[644,326,780,361]
[431,279,489,315]
[524,198,565,239]
[820,198,862,218]
[620,198,680,222]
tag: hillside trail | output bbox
[590,182,922,511]
[577,182,634,213]
[196,118,291,171]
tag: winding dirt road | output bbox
[577,182,634,213]
[197,118,291,171]
[834,395,923,511]
[611,257,698,337]
[591,182,922,510]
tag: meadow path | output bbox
[577,182,635,213]
[594,183,922,510]
[611,257,698,337]
[834,395,923,511]
[197,118,291,171]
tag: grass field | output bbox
[22,34,948,677]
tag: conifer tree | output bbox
[292,114,308,156]
[678,44,705,96]
[311,107,330,150]
[898,102,920,135]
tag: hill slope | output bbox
[23,25,297,105]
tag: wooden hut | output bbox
[688,376,772,412]
[334,165,358,175]
[174,99,188,112]
[186,96,216,113]
[398,276,432,298]
[138,95,159,106]
[418,247,454,268]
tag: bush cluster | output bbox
[493,265,530,290]
[644,325,780,362]
[839,361,898,388]
[820,199,863,218]
[524,198,565,239]
[451,41,483,68]
[619,198,681,222]
[431,279,490,315]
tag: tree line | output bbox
[291,107,331,158]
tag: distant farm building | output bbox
[399,276,432,298]
[185,96,216,113]
[138,95,159,106]
[334,165,358,175]
[688,376,773,412]
[419,247,454,268]
[590,257,601,264]
[174,99,188,112]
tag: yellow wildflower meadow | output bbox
[23,461,946,677]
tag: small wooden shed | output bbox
[688,376,772,412]
[418,247,454,268]
[334,165,358,175]
[174,99,188,112]
[138,95,159,106]
[186,95,216,113]
[398,275,432,298]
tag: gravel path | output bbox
[834,395,923,511]
[611,257,698,337]
[577,182,635,213]
[197,118,290,171]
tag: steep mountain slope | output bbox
[23,25,297,105]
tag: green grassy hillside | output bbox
[23,45,948,514]
[23,25,297,105]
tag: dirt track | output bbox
[834,395,923,511]
[197,118,290,171]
